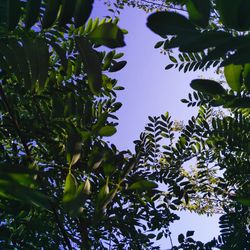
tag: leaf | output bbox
[186,230,195,237]
[96,182,109,206]
[58,0,77,26]
[49,41,68,72]
[7,0,21,30]
[154,41,164,48]
[109,61,127,72]
[0,40,21,80]
[243,63,250,90]
[70,153,81,167]
[147,233,155,239]
[223,97,250,108]
[98,126,117,137]
[224,64,243,92]
[190,79,226,96]
[88,23,126,48]
[8,39,32,90]
[178,233,185,243]
[235,197,250,206]
[216,0,250,31]
[186,0,211,28]
[82,178,91,195]
[74,0,94,28]
[179,31,232,53]
[0,179,51,211]
[42,0,61,29]
[24,0,42,28]
[66,126,82,164]
[129,180,158,191]
[36,38,49,91]
[75,37,102,95]
[63,172,78,203]
[156,232,163,240]
[147,11,197,37]
[22,37,39,87]
[165,64,175,70]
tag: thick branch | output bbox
[78,218,90,250]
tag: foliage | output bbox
[0,0,249,249]
[0,1,178,249]
[147,0,250,248]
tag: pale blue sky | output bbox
[92,1,220,248]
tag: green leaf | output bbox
[88,22,126,48]
[243,63,250,90]
[224,64,243,92]
[66,126,82,164]
[42,0,61,29]
[190,79,227,96]
[129,180,158,191]
[235,197,250,206]
[147,11,197,37]
[75,37,102,95]
[24,0,42,28]
[96,182,109,206]
[154,41,164,48]
[74,0,93,28]
[0,179,51,211]
[63,172,78,203]
[98,126,117,137]
[186,0,211,28]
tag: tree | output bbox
[0,0,249,249]
[0,1,178,249]
[145,0,250,248]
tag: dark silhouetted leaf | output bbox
[147,11,197,37]
[186,0,211,28]
[24,0,42,28]
[74,0,93,28]
[76,37,102,95]
[190,79,226,96]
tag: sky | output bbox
[92,1,220,248]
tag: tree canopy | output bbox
[0,0,249,249]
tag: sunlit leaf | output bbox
[88,23,126,48]
[98,126,117,137]
[129,180,158,191]
[224,64,243,92]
